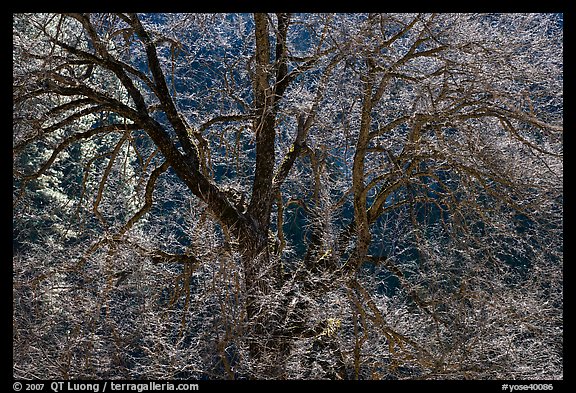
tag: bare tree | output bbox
[13,13,562,379]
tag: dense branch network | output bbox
[13,13,562,380]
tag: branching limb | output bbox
[271,112,308,195]
[115,160,170,238]
[16,123,140,181]
[347,278,435,365]
[146,249,201,265]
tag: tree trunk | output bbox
[239,234,289,377]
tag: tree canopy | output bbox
[13,13,562,380]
